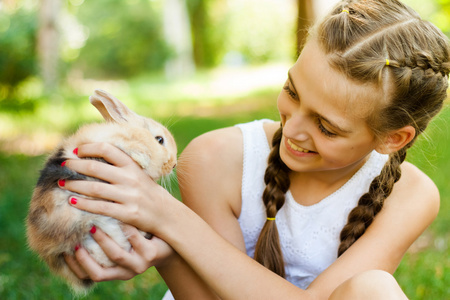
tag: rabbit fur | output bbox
[26,89,177,294]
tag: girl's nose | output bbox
[284,115,310,141]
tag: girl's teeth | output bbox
[288,139,310,153]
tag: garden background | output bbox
[0,0,449,299]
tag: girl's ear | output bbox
[375,125,416,154]
[89,89,136,123]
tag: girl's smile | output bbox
[285,138,317,156]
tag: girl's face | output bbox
[277,40,382,177]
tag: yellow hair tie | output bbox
[386,59,390,66]
[267,217,276,221]
[342,9,349,14]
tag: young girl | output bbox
[62,0,449,298]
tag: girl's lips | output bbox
[285,138,317,156]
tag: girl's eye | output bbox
[317,120,337,138]
[155,136,165,145]
[283,83,298,100]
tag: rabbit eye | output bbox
[155,136,164,145]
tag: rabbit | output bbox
[26,89,177,294]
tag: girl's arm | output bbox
[157,127,250,299]
[66,127,249,299]
[63,136,439,300]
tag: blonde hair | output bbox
[254,0,450,276]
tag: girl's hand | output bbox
[64,225,174,282]
[62,142,173,234]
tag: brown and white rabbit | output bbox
[26,89,177,294]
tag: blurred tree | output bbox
[37,0,62,94]
[0,6,38,107]
[187,0,209,67]
[296,0,314,54]
[296,0,341,54]
[163,0,195,78]
[71,0,170,79]
[186,0,227,68]
[223,0,296,65]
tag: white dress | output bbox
[163,119,388,298]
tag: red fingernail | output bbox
[58,179,65,187]
[73,148,78,156]
[90,225,96,234]
[70,197,77,205]
[74,244,80,252]
[61,161,66,167]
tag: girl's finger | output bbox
[68,195,129,222]
[64,179,126,204]
[89,225,155,275]
[90,226,139,269]
[121,224,174,268]
[76,143,136,168]
[65,158,122,184]
[121,225,155,258]
[64,253,89,279]
[74,246,134,282]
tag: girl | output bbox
[62,0,450,298]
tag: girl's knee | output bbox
[329,270,408,300]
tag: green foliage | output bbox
[435,0,450,35]
[186,0,229,67]
[187,0,296,68]
[406,105,450,237]
[0,0,297,107]
[70,0,170,78]
[0,8,38,106]
[404,0,450,35]
[223,0,296,64]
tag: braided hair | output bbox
[253,0,450,275]
[254,126,290,277]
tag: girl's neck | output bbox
[288,155,370,206]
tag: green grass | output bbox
[0,84,449,299]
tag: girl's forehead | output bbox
[291,40,382,123]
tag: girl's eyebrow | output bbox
[288,69,352,134]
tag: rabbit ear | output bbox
[89,89,136,123]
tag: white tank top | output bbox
[236,119,389,289]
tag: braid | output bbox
[337,148,407,256]
[254,126,290,277]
